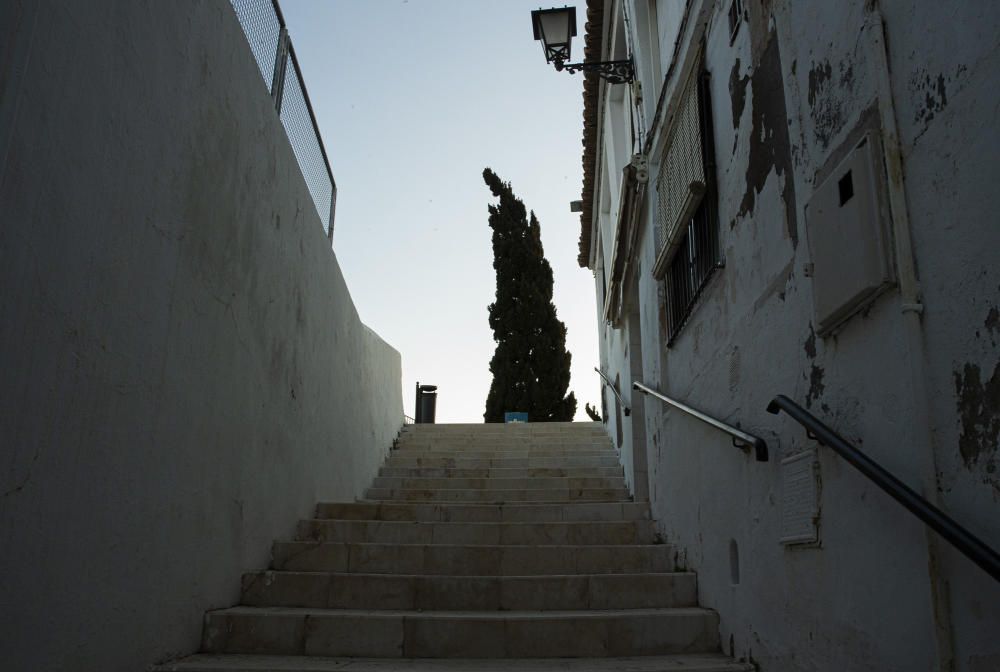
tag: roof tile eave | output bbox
[577,0,605,268]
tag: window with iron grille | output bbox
[664,188,720,342]
[654,68,721,345]
[728,0,745,44]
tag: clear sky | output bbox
[280,0,599,422]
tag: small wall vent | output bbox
[780,449,820,546]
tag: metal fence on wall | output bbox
[230,0,337,242]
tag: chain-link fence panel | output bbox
[280,54,335,238]
[229,0,336,239]
[230,0,281,91]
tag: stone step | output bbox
[399,421,602,432]
[399,430,607,438]
[389,449,615,459]
[202,607,719,658]
[400,426,601,433]
[295,519,654,545]
[241,571,697,610]
[371,476,625,491]
[271,542,674,575]
[398,433,607,441]
[397,444,611,451]
[395,446,612,454]
[315,501,650,523]
[396,440,610,449]
[385,455,621,469]
[400,429,605,434]
[377,466,624,479]
[363,487,630,503]
[154,653,752,671]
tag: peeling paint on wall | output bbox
[592,1,1000,667]
[910,70,949,126]
[907,64,969,142]
[737,30,798,248]
[807,59,855,149]
[729,58,750,156]
[804,322,817,359]
[983,306,999,347]
[953,361,1000,476]
[806,364,825,408]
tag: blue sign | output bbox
[504,412,529,423]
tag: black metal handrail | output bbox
[594,368,630,416]
[634,381,768,461]
[767,394,1000,583]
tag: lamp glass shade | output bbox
[532,7,577,63]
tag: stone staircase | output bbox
[156,422,749,671]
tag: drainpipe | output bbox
[866,9,955,670]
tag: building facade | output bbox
[579,0,1000,669]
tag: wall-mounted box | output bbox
[805,131,895,336]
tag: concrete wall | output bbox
[589,0,1000,669]
[0,2,403,670]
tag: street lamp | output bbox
[530,6,634,84]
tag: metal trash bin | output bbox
[414,382,438,424]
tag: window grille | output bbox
[655,69,721,344]
[653,67,706,260]
[664,194,720,343]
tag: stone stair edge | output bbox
[363,488,630,495]
[297,518,650,527]
[200,606,721,657]
[242,570,694,579]
[152,653,752,672]
[312,501,651,521]
[240,569,696,611]
[317,503,646,510]
[370,477,626,485]
[206,606,716,619]
[274,541,668,550]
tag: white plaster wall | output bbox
[877,2,1000,668]
[593,0,1000,669]
[0,2,403,670]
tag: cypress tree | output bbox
[482,168,577,422]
